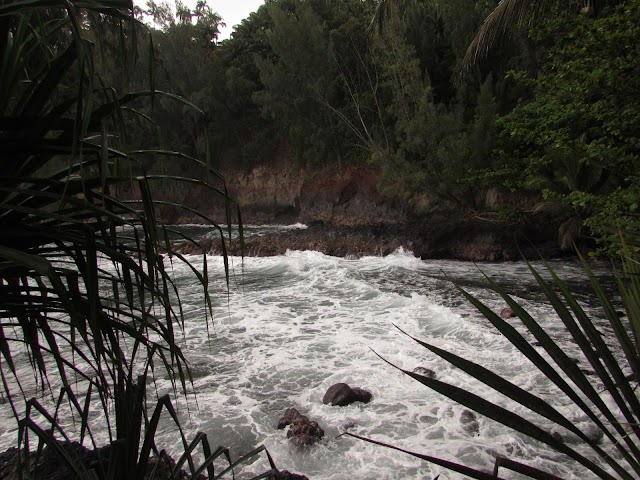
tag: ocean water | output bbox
[0,225,623,479]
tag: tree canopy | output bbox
[118,0,640,252]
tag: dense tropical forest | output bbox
[116,0,640,255]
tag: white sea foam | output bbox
[0,250,617,479]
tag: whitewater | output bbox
[0,225,618,479]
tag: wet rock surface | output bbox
[161,161,590,261]
[174,212,569,262]
[268,470,310,480]
[460,410,480,435]
[277,408,325,447]
[322,383,372,407]
[413,367,436,379]
[500,307,516,319]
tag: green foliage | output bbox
[496,204,528,225]
[108,0,512,212]
[367,4,501,207]
[252,0,375,167]
[253,1,335,165]
[572,185,640,256]
[492,0,640,252]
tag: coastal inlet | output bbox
[0,227,610,479]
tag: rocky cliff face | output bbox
[166,162,579,260]
[221,164,403,226]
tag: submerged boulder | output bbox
[500,307,516,319]
[277,408,324,447]
[460,410,480,435]
[551,423,603,445]
[322,383,372,406]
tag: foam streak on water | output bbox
[148,249,613,480]
[0,247,617,479]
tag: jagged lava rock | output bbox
[269,471,310,480]
[277,408,324,447]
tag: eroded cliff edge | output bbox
[223,164,402,226]
[166,163,580,261]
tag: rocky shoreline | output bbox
[159,164,587,261]
[173,212,572,262]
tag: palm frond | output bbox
[377,248,640,479]
[461,0,553,74]
[461,0,620,74]
[0,0,267,478]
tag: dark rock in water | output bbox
[268,470,310,480]
[551,424,603,445]
[277,408,324,447]
[277,408,300,430]
[0,441,195,480]
[172,210,571,262]
[322,383,372,406]
[500,307,516,319]
[460,410,480,435]
[413,367,436,379]
[504,441,524,457]
[585,425,604,444]
[351,387,372,403]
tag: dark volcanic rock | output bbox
[551,424,603,445]
[277,408,325,447]
[0,442,196,480]
[322,383,372,406]
[500,307,516,319]
[173,211,569,261]
[409,211,564,262]
[460,410,480,435]
[163,160,582,261]
[269,471,310,480]
[413,367,436,379]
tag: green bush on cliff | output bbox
[489,0,640,254]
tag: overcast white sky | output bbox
[136,1,265,39]
[209,0,265,39]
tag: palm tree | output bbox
[370,0,618,71]
[461,0,618,71]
